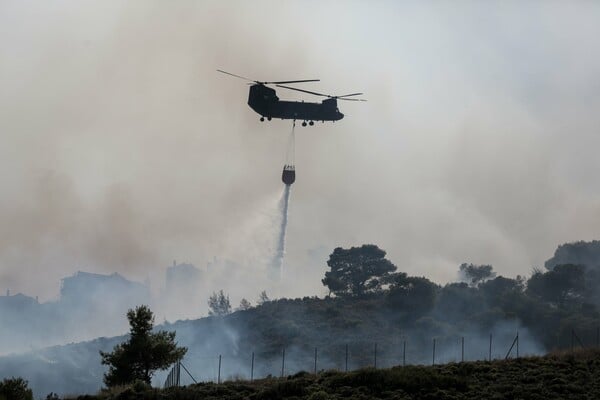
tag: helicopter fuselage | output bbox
[247,84,344,122]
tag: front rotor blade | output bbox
[216,69,255,82]
[269,79,320,84]
[276,84,329,97]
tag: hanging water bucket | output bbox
[282,165,295,185]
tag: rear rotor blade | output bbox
[337,93,363,98]
[217,69,255,82]
[339,97,367,102]
[276,84,329,97]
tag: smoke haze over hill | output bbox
[1,1,600,325]
[3,3,600,397]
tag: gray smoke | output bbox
[2,0,600,356]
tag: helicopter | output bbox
[217,70,365,126]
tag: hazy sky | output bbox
[1,1,600,303]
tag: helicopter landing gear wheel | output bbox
[267,116,272,121]
[309,121,314,126]
[260,117,265,122]
[302,121,307,127]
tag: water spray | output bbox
[273,185,291,279]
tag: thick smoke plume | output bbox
[2,0,600,304]
[2,0,600,363]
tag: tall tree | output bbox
[257,290,270,305]
[385,273,438,317]
[526,264,586,308]
[236,298,252,311]
[459,263,496,287]
[208,290,232,316]
[322,244,397,297]
[100,305,187,386]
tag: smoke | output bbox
[2,0,600,356]
[0,290,550,397]
[0,1,318,302]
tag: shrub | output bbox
[131,380,152,393]
[255,379,308,399]
[0,377,33,400]
[308,390,330,400]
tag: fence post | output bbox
[218,355,222,384]
[461,337,464,362]
[251,352,254,382]
[403,340,406,367]
[571,329,574,352]
[489,333,492,361]
[179,361,197,384]
[314,347,318,375]
[516,332,519,358]
[572,329,584,349]
[432,338,436,366]
[345,344,348,372]
[177,361,181,387]
[505,333,519,360]
[374,343,378,369]
[164,364,172,388]
[281,348,285,378]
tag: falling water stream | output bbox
[272,122,295,280]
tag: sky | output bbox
[1,0,600,305]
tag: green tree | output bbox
[322,244,397,297]
[544,240,600,270]
[526,264,586,308]
[0,377,33,400]
[385,273,438,317]
[257,290,270,305]
[237,298,252,311]
[100,305,187,386]
[479,276,524,307]
[435,282,486,322]
[459,263,496,287]
[208,290,232,316]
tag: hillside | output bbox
[3,242,600,397]
[1,292,596,397]
[65,349,600,400]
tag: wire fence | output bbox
[163,327,600,388]
[164,330,540,388]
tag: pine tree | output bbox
[207,290,232,316]
[100,305,187,386]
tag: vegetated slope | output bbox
[0,292,590,397]
[5,239,600,397]
[67,349,600,400]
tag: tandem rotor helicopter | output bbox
[217,70,366,126]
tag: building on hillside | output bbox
[165,262,202,293]
[0,292,38,311]
[60,271,151,306]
